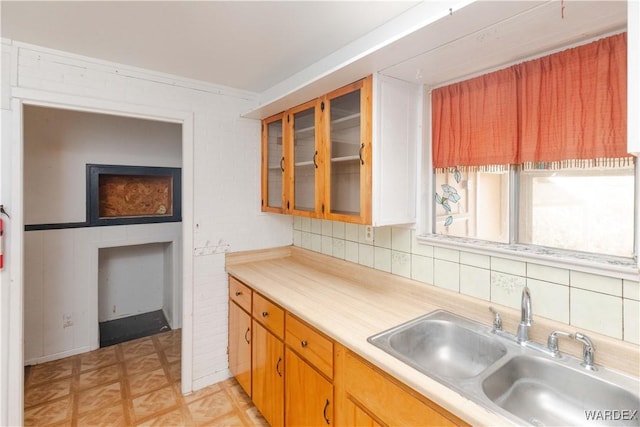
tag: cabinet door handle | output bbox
[313,151,318,168]
[300,340,308,348]
[358,143,365,165]
[235,291,242,297]
[323,398,330,425]
[280,157,285,172]
[276,357,283,377]
[262,311,269,318]
[244,327,250,344]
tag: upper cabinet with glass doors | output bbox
[261,74,420,226]
[261,113,285,213]
[323,77,372,223]
[287,99,322,217]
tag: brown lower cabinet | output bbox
[285,349,333,426]
[228,278,252,396]
[252,321,284,426]
[335,344,468,427]
[228,275,469,427]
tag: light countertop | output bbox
[226,246,640,426]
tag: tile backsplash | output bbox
[293,217,640,345]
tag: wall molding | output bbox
[13,40,259,102]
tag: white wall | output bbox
[3,40,292,400]
[24,222,183,364]
[0,41,17,427]
[23,105,182,224]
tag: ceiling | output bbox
[1,1,628,117]
[0,1,419,93]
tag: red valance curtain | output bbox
[432,32,629,170]
[518,32,628,168]
[432,66,519,170]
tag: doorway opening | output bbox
[22,105,183,364]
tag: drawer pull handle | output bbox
[235,291,242,297]
[262,311,269,318]
[244,327,250,344]
[359,143,365,165]
[323,398,330,424]
[301,340,308,348]
[276,357,283,377]
[313,150,318,168]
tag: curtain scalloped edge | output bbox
[435,157,635,174]
[434,165,511,173]
[521,157,635,170]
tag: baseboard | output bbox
[25,345,93,366]
[189,368,232,393]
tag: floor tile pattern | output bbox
[24,330,268,426]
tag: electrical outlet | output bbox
[63,314,73,328]
[365,225,374,242]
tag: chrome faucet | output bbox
[547,330,574,357]
[489,287,547,353]
[575,332,597,371]
[489,289,599,365]
[516,286,532,344]
[489,306,502,332]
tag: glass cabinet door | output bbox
[261,113,285,212]
[288,99,320,215]
[325,77,372,222]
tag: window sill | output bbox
[417,234,639,282]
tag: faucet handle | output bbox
[575,332,597,371]
[547,330,574,356]
[488,306,502,332]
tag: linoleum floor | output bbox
[23,329,268,426]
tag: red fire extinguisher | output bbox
[0,215,4,270]
[0,204,6,270]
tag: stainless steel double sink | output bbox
[368,310,640,426]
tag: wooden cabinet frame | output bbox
[261,112,286,213]
[252,322,284,426]
[322,76,372,224]
[285,98,324,217]
[261,76,373,224]
[228,300,251,396]
[334,343,468,427]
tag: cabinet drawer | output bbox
[285,314,333,379]
[253,293,284,339]
[343,350,466,426]
[229,276,251,313]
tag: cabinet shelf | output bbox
[294,126,315,138]
[330,113,360,132]
[294,161,315,167]
[331,155,360,163]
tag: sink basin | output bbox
[368,310,507,379]
[368,310,640,426]
[482,355,640,426]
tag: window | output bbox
[434,168,509,243]
[519,164,635,258]
[430,33,635,260]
